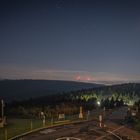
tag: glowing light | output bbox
[75,75,93,82]
[76,76,81,81]
[87,77,91,81]
[97,101,101,106]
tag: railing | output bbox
[56,137,81,140]
[0,109,103,140]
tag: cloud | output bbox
[0,66,140,84]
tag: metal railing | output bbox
[56,137,81,140]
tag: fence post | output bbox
[30,120,33,131]
[51,117,54,125]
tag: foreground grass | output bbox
[0,117,84,140]
[135,120,140,132]
[0,116,93,140]
[0,109,105,140]
[0,118,43,140]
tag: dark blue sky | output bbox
[0,0,140,84]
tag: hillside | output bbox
[94,83,140,96]
[7,83,140,114]
[0,80,102,102]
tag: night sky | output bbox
[0,0,140,84]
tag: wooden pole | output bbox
[5,129,7,140]
[30,120,33,131]
[1,100,4,120]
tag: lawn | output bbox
[0,109,106,140]
[0,118,43,140]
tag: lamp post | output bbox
[1,100,4,120]
[0,99,4,128]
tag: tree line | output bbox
[6,83,140,118]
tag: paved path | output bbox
[104,107,140,140]
[20,121,117,140]
[18,107,140,140]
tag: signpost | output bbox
[58,114,65,120]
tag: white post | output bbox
[79,106,83,119]
[40,112,45,126]
[99,122,101,128]
[99,115,102,128]
[43,115,46,126]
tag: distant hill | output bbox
[83,83,140,96]
[0,80,102,102]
